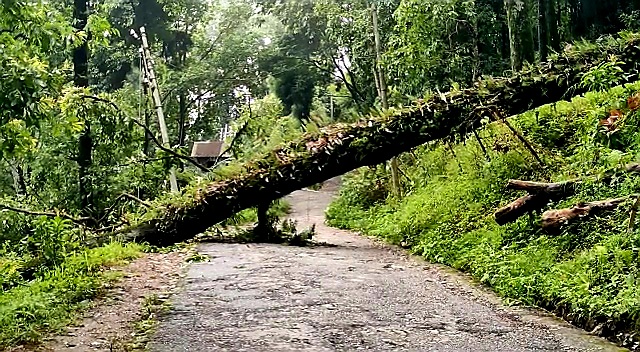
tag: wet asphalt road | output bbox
[149,181,624,352]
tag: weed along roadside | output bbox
[0,244,188,351]
[327,81,640,350]
[0,243,144,348]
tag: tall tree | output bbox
[371,3,400,197]
[538,0,550,60]
[505,0,535,70]
[258,0,390,115]
[73,0,93,212]
[388,0,489,94]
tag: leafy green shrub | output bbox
[580,56,626,92]
[30,217,79,268]
[338,166,390,209]
[0,254,24,290]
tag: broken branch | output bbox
[130,119,210,173]
[506,179,578,194]
[494,194,549,225]
[0,204,95,226]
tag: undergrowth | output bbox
[0,242,143,347]
[327,80,640,348]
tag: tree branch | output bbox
[81,95,210,173]
[213,98,252,166]
[0,204,95,226]
[98,192,151,224]
[130,119,210,172]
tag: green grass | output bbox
[0,242,143,347]
[327,81,640,346]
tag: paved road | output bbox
[149,180,624,351]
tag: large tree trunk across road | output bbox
[125,35,640,246]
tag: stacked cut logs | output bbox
[494,180,578,227]
[494,171,639,229]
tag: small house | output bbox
[190,141,227,168]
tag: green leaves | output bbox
[580,56,626,92]
[0,120,37,158]
[0,1,70,158]
[388,0,481,95]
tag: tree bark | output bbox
[495,194,548,225]
[505,0,536,70]
[506,179,577,193]
[548,0,561,51]
[74,0,92,213]
[494,180,577,224]
[372,3,401,197]
[538,0,550,60]
[542,196,630,229]
[73,0,88,88]
[495,164,640,225]
[118,36,640,246]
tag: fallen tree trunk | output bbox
[495,194,549,225]
[122,35,640,246]
[506,180,578,194]
[541,197,631,229]
[495,164,640,224]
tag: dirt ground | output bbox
[12,250,188,352]
[148,179,626,352]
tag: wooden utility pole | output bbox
[372,3,401,197]
[133,27,179,193]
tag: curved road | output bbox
[149,180,624,352]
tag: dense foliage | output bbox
[3,0,640,348]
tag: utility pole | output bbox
[330,95,334,121]
[372,3,401,197]
[131,27,179,193]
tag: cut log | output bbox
[495,180,578,224]
[541,197,630,229]
[496,163,640,225]
[506,179,578,194]
[494,194,549,225]
[626,163,640,173]
[119,35,640,246]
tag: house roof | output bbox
[191,141,224,158]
